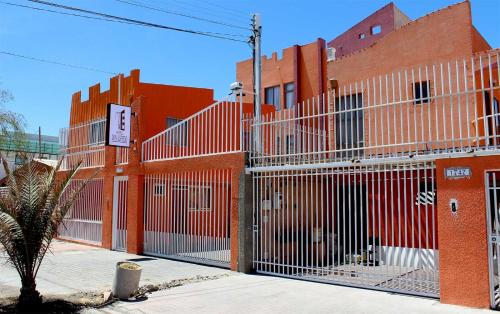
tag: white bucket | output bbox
[112,261,142,300]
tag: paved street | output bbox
[0,240,230,299]
[1,240,494,313]
[89,274,492,314]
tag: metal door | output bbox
[486,171,500,309]
[113,176,128,251]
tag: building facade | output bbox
[56,1,500,310]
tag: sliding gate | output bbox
[143,169,232,268]
[251,161,439,297]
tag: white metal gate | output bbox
[251,161,439,297]
[58,178,104,245]
[143,169,232,267]
[486,171,500,309]
[112,176,128,251]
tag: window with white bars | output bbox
[188,185,211,211]
[415,182,436,205]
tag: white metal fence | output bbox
[252,161,439,297]
[60,118,106,170]
[58,178,104,245]
[142,95,243,162]
[143,168,232,267]
[250,51,500,167]
[486,171,500,309]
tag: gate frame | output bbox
[112,175,129,251]
[485,170,500,309]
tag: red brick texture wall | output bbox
[327,3,410,59]
[236,39,327,106]
[328,1,476,86]
[436,155,500,308]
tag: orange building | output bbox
[56,1,500,311]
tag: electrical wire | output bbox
[26,0,249,43]
[0,1,140,25]
[115,0,251,32]
[159,0,250,25]
[0,50,117,74]
[192,0,249,19]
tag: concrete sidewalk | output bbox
[0,240,231,299]
[89,274,492,314]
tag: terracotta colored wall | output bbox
[327,3,410,59]
[472,26,492,53]
[328,2,475,85]
[236,39,326,107]
[436,155,500,308]
[135,83,214,140]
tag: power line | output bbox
[0,50,117,74]
[27,0,249,43]
[115,0,251,32]
[0,1,139,25]
[192,0,249,19]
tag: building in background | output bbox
[0,132,60,179]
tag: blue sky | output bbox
[0,0,499,136]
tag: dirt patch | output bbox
[0,273,232,313]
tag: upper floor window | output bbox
[413,81,431,105]
[165,117,188,146]
[285,82,295,109]
[89,120,105,146]
[358,33,366,39]
[265,85,281,111]
[371,25,381,35]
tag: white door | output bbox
[112,176,128,251]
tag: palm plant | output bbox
[0,156,90,309]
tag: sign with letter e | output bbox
[106,103,131,147]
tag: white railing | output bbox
[116,147,129,165]
[58,178,104,245]
[142,95,243,162]
[60,118,106,170]
[250,50,500,167]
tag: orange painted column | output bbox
[436,155,500,308]
[126,174,144,254]
[101,146,117,249]
[230,166,241,271]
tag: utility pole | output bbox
[251,13,262,153]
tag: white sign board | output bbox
[445,167,472,179]
[106,103,131,147]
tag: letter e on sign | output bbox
[445,167,472,180]
[106,103,131,147]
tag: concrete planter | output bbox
[112,261,142,300]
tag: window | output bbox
[286,135,295,154]
[413,81,431,105]
[335,93,364,158]
[371,25,381,35]
[165,117,188,146]
[188,185,211,211]
[265,85,281,110]
[89,120,105,146]
[358,33,366,39]
[285,83,295,109]
[154,184,165,196]
[415,182,436,206]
